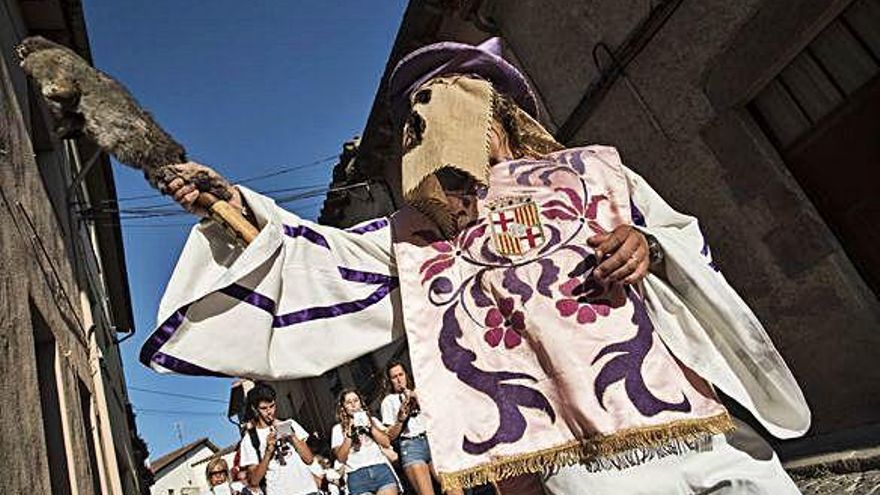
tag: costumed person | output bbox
[143,38,809,494]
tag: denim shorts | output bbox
[347,463,397,495]
[400,434,432,468]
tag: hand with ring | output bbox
[587,225,650,285]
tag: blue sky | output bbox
[82,0,407,459]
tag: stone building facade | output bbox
[1,1,149,493]
[321,0,880,458]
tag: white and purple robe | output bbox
[141,146,808,493]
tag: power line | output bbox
[129,385,228,404]
[135,408,226,418]
[113,154,337,203]
[86,182,369,223]
[237,155,337,185]
[105,183,327,212]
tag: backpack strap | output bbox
[247,428,267,493]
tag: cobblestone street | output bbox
[793,468,880,494]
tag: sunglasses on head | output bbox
[436,168,479,195]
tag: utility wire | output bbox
[97,182,321,211]
[129,385,228,404]
[91,198,327,230]
[87,182,368,221]
[135,408,226,418]
[236,155,337,185]
[113,154,337,203]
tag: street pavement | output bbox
[792,468,880,494]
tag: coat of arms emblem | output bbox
[488,197,545,256]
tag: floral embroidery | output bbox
[418,224,487,285]
[483,297,526,349]
[555,278,612,324]
[541,184,606,218]
[419,241,456,284]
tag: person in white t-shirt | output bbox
[331,388,399,495]
[238,382,320,495]
[381,360,453,495]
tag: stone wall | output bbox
[0,36,94,495]
[0,1,146,493]
[482,0,880,443]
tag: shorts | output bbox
[347,463,398,495]
[400,435,433,468]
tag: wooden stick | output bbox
[197,193,260,244]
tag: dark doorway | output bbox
[750,0,880,295]
[785,77,880,295]
[78,379,103,495]
[31,305,72,495]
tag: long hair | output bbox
[335,387,367,424]
[493,91,564,159]
[336,387,368,451]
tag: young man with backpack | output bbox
[238,382,319,495]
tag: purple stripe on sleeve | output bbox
[630,200,646,227]
[283,224,330,249]
[139,305,190,367]
[273,277,398,328]
[345,218,389,234]
[220,284,277,314]
[338,266,392,285]
[211,268,397,326]
[139,305,237,377]
[151,352,230,377]
[140,264,399,376]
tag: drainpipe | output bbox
[83,299,126,495]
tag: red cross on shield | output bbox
[488,198,545,256]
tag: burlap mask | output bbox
[401,76,494,235]
[400,75,564,236]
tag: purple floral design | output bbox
[418,224,487,285]
[556,278,612,324]
[541,184,608,232]
[483,297,525,349]
[553,250,625,326]
[427,150,670,454]
[440,304,555,455]
[592,289,691,416]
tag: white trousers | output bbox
[543,419,801,495]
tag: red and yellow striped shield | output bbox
[488,197,545,256]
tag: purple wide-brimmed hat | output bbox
[388,37,538,122]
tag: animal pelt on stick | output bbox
[16,36,258,243]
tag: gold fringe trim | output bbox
[438,412,735,491]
